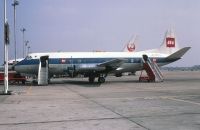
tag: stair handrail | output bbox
[147,57,163,81]
[153,62,163,79]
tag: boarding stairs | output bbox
[140,55,163,82]
[38,56,49,85]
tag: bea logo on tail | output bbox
[166,37,175,48]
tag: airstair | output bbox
[139,55,163,82]
[38,56,49,85]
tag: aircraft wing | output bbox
[76,59,126,73]
[98,58,126,69]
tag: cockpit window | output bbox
[26,56,32,60]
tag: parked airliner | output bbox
[14,29,190,84]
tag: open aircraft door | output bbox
[38,56,49,85]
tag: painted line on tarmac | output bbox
[168,97,200,106]
[66,87,150,130]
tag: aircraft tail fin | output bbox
[123,35,138,52]
[158,29,180,54]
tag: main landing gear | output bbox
[98,76,105,83]
[88,74,106,83]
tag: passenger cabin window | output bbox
[78,59,82,63]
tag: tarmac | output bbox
[0,71,200,130]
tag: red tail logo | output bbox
[166,37,175,47]
[127,44,135,52]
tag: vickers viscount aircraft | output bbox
[14,29,190,84]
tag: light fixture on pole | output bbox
[12,0,19,63]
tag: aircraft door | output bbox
[38,56,49,85]
[68,65,76,77]
[67,56,77,77]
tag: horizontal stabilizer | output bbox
[166,47,191,60]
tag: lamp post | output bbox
[25,40,29,56]
[12,0,19,63]
[3,0,9,94]
[20,28,26,58]
[27,46,31,55]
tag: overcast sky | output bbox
[0,0,200,66]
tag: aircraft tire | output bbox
[98,77,105,83]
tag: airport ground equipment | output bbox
[139,55,163,82]
[38,56,49,85]
[0,71,26,84]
